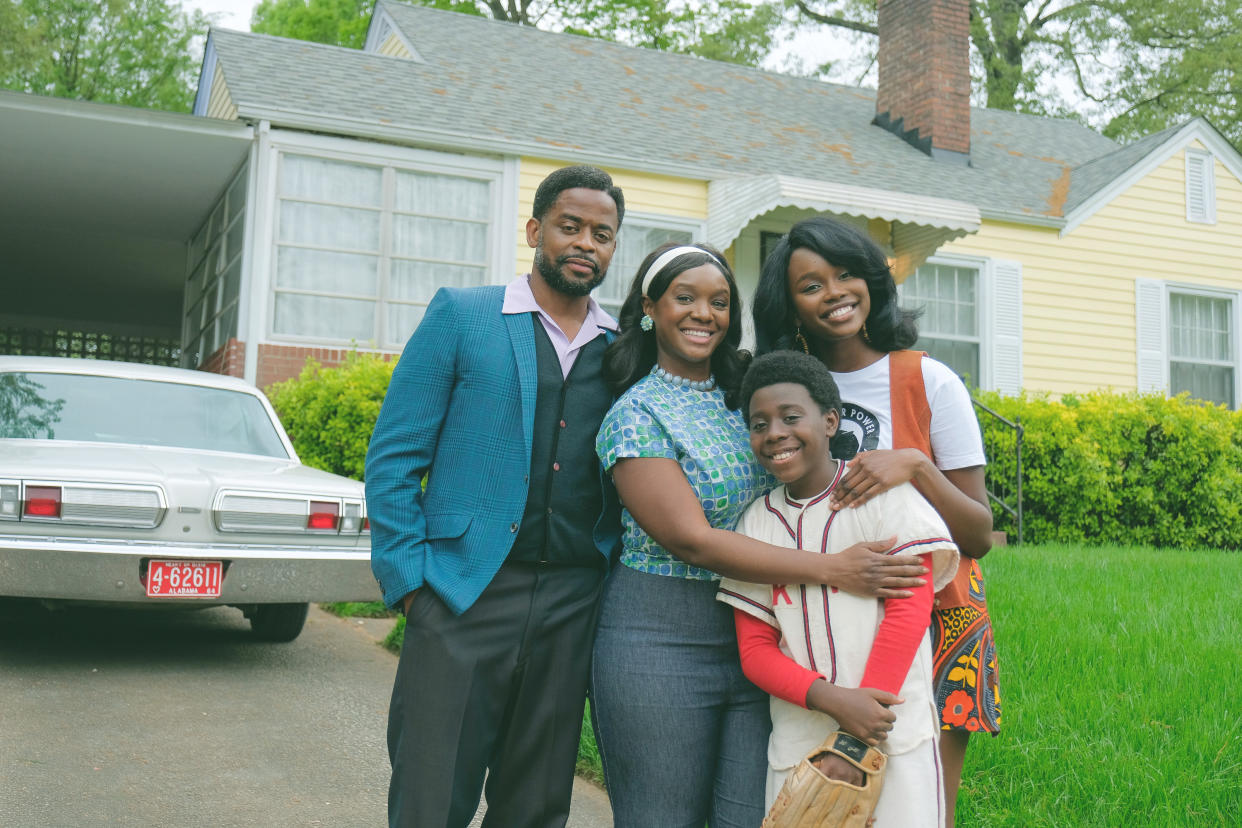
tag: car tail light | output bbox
[0,483,19,520]
[25,486,62,518]
[307,501,340,531]
[340,501,363,534]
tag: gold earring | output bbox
[795,325,809,354]
[862,322,869,343]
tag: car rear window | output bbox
[0,371,290,458]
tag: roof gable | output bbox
[1060,118,1242,235]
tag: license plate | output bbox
[146,559,223,598]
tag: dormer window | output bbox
[1185,149,1216,224]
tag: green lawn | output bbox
[352,544,1241,823]
[956,544,1240,826]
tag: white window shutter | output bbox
[1135,278,1168,393]
[987,259,1022,395]
[1185,150,1216,224]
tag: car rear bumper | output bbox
[0,534,378,604]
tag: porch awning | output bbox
[706,174,981,277]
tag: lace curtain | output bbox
[1170,292,1233,405]
[902,262,981,385]
[272,155,491,348]
[594,224,693,318]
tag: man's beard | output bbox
[534,247,606,297]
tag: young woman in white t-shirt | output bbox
[752,216,1001,827]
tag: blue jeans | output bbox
[591,565,770,828]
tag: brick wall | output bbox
[255,344,379,390]
[875,0,971,156]
[197,341,398,389]
[197,338,245,378]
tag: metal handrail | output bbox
[972,396,1023,545]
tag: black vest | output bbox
[509,317,612,566]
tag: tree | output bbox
[556,1,783,65]
[1084,1,1242,146]
[251,0,375,48]
[252,0,783,67]
[0,0,210,112]
[791,0,1242,147]
[0,374,65,440]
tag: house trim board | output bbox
[243,120,275,385]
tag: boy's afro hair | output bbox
[740,350,842,420]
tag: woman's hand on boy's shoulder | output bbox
[831,449,929,511]
[825,537,928,599]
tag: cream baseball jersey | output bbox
[718,464,959,771]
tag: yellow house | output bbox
[6,0,1236,408]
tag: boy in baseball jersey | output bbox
[718,351,959,827]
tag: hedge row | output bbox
[976,390,1242,549]
[266,354,1242,550]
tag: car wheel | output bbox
[248,602,309,642]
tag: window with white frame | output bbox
[271,153,495,349]
[1136,280,1239,408]
[901,261,981,385]
[899,255,1023,394]
[1170,291,1235,405]
[1185,149,1216,224]
[592,217,699,317]
[184,163,247,368]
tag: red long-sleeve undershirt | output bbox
[734,553,935,707]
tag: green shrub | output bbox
[265,353,395,481]
[976,390,1242,548]
[321,601,393,618]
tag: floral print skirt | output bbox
[931,559,1002,734]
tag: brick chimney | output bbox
[874,0,971,164]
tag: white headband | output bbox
[639,245,722,295]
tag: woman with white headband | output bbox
[591,242,929,826]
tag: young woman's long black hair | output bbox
[604,242,751,409]
[753,216,920,356]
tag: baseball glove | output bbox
[761,731,887,828]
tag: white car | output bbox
[0,356,377,641]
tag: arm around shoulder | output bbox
[611,458,925,590]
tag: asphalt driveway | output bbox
[0,599,612,827]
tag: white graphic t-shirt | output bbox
[830,354,986,471]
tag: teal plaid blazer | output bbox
[365,285,621,614]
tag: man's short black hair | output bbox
[532,165,625,228]
[741,351,842,420]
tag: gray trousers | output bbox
[387,561,605,828]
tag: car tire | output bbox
[249,602,309,642]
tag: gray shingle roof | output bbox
[207,1,1152,224]
[1064,122,1191,215]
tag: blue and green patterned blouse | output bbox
[595,371,772,580]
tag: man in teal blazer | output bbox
[366,166,625,828]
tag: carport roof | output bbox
[0,91,254,243]
[0,92,254,329]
